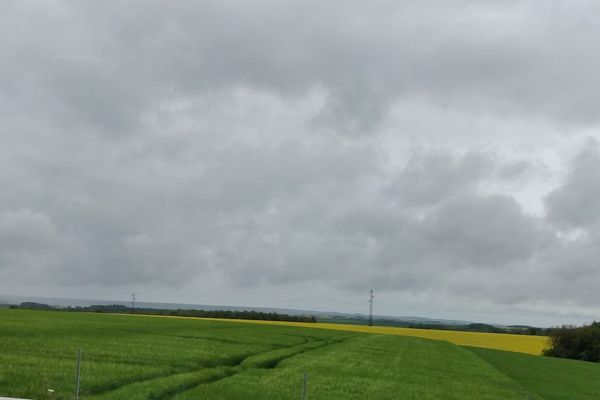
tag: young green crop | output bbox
[174,334,534,400]
[0,309,350,399]
[467,346,600,400]
[0,309,592,399]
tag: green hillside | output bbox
[0,309,594,399]
[467,347,600,400]
[173,334,534,400]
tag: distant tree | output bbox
[544,322,600,362]
[527,327,540,336]
[17,302,318,324]
[20,302,56,310]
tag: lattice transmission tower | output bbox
[368,289,374,326]
[131,292,136,313]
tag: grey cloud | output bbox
[0,209,59,284]
[387,150,496,207]
[3,1,600,325]
[209,152,546,293]
[386,149,534,208]
[419,194,546,268]
[460,230,600,308]
[352,193,552,296]
[4,0,600,137]
[0,209,57,260]
[0,123,586,322]
[546,140,600,229]
[496,160,534,181]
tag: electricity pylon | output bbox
[368,289,374,326]
[131,292,136,313]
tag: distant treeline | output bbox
[322,316,547,335]
[404,322,547,336]
[13,302,317,323]
[544,322,600,362]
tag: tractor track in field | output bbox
[88,337,351,400]
[82,348,267,396]
[153,332,276,347]
[84,338,323,398]
[146,366,240,400]
[163,336,353,400]
[83,337,312,394]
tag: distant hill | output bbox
[0,294,475,326]
[13,302,317,323]
[19,301,56,310]
[0,293,545,335]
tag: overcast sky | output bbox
[2,1,600,326]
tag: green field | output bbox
[467,347,600,400]
[1,309,597,399]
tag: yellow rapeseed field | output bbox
[124,314,550,355]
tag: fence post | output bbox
[75,348,81,400]
[301,372,307,400]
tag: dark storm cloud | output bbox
[2,1,600,324]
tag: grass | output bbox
[173,335,532,400]
[467,346,600,400]
[0,308,589,399]
[0,309,350,399]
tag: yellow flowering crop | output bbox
[130,314,550,355]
